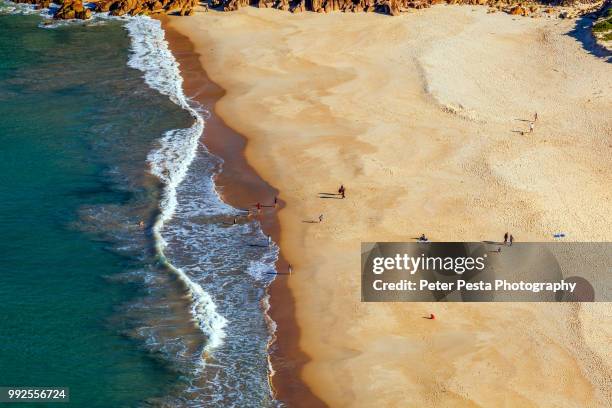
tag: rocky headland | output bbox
[212,0,603,17]
[10,0,199,18]
[7,0,608,20]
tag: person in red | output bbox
[428,313,435,320]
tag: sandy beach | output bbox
[160,20,326,406]
[167,6,611,407]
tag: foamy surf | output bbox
[0,1,109,27]
[124,16,228,355]
[0,0,38,14]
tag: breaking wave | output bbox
[124,16,228,356]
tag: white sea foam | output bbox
[262,293,278,401]
[0,0,38,14]
[124,16,228,354]
[247,243,280,281]
[0,0,107,26]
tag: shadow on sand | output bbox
[567,14,611,63]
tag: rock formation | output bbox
[10,0,198,19]
[94,0,199,16]
[8,0,608,21]
[54,0,92,19]
[207,0,607,17]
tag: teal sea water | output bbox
[0,12,189,406]
[0,6,280,407]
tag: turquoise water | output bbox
[1,8,280,407]
[0,13,191,406]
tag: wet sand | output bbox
[161,18,325,407]
[166,6,611,407]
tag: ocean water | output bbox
[0,5,278,407]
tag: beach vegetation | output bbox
[593,17,612,33]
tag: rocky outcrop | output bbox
[204,0,605,17]
[54,0,92,19]
[94,0,199,16]
[10,0,606,19]
[508,4,527,13]
[10,0,198,18]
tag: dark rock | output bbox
[54,0,90,19]
[14,0,586,21]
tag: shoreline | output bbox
[165,6,611,407]
[1,3,609,406]
[161,17,325,407]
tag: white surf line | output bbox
[124,16,228,360]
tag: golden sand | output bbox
[168,6,611,406]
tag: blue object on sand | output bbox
[553,233,566,238]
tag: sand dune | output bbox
[168,6,611,406]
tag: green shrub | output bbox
[593,17,612,33]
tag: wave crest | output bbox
[124,16,228,354]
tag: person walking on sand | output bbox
[529,122,534,133]
[339,185,345,199]
[509,234,514,246]
[318,214,324,223]
[534,112,538,122]
[504,232,508,245]
[288,264,293,275]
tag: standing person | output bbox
[233,217,237,225]
[529,122,534,133]
[318,214,324,223]
[504,232,508,245]
[288,264,293,275]
[256,202,262,213]
[509,235,514,246]
[267,235,272,246]
[273,196,278,207]
[339,184,345,199]
[534,112,538,122]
